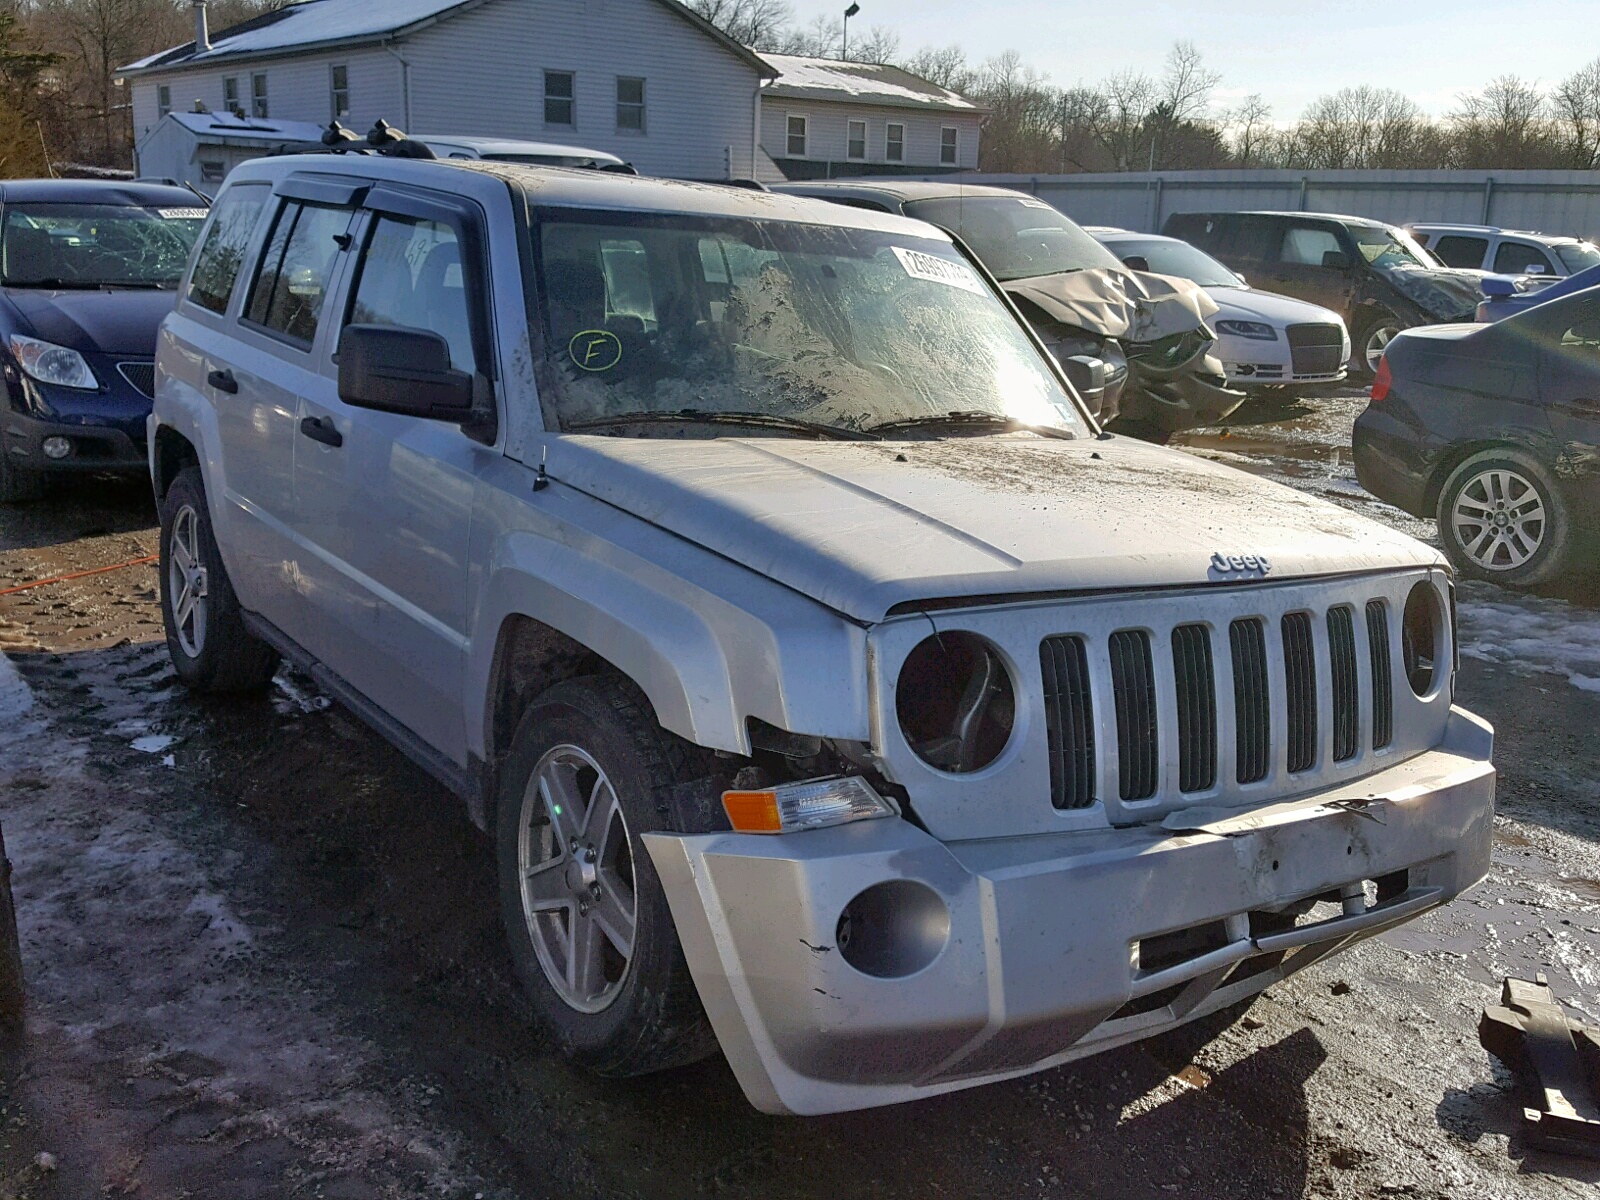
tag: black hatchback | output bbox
[0,180,207,502]
[1353,285,1600,586]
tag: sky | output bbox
[792,0,1600,121]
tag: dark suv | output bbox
[1163,211,1484,380]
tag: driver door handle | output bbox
[299,415,343,448]
[206,368,238,394]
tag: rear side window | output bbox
[1495,241,1555,275]
[186,185,268,314]
[347,214,477,373]
[245,200,351,347]
[1432,235,1489,269]
[1279,225,1343,267]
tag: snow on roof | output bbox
[760,54,983,113]
[164,110,327,145]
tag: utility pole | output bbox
[841,3,859,60]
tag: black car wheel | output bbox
[1352,313,1402,381]
[0,452,44,504]
[1437,450,1575,586]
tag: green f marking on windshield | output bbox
[569,329,623,372]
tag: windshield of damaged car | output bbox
[1103,238,1242,288]
[0,203,207,288]
[901,196,1123,282]
[532,211,1090,437]
[1557,242,1600,273]
[1346,222,1439,271]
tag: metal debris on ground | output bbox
[1478,973,1600,1159]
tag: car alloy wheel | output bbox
[517,744,637,1014]
[1449,467,1546,571]
[1364,323,1399,374]
[166,503,210,657]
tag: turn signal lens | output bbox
[1370,357,1392,402]
[722,776,899,835]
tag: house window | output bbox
[251,72,268,119]
[847,119,866,160]
[222,76,239,115]
[940,126,958,166]
[157,84,171,118]
[330,64,350,120]
[885,122,904,162]
[544,70,574,127]
[786,114,807,157]
[616,77,645,132]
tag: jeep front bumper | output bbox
[644,707,1494,1115]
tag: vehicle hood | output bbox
[1377,263,1485,322]
[1206,286,1345,329]
[1001,268,1218,344]
[549,433,1441,624]
[0,287,176,356]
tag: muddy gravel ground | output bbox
[3,394,1600,1199]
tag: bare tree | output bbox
[1450,75,1558,168]
[848,24,899,66]
[901,44,974,93]
[685,0,794,52]
[1551,56,1600,168]
[1224,93,1274,167]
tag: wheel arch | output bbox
[152,424,200,503]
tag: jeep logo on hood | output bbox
[1210,552,1272,578]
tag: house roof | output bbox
[119,0,772,77]
[759,54,984,114]
[157,110,328,145]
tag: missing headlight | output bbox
[895,631,1015,773]
[1402,581,1442,696]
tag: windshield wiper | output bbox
[562,409,878,441]
[1,278,173,290]
[865,410,1075,438]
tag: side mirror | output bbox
[1061,354,1110,416]
[337,324,474,420]
[1121,255,1150,272]
[1480,275,1518,298]
[1321,250,1351,271]
[1234,272,1248,287]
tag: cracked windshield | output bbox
[534,212,1091,437]
[0,202,207,288]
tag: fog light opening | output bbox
[41,436,72,460]
[835,880,950,979]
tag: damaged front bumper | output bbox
[644,708,1494,1115]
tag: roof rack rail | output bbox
[270,119,437,160]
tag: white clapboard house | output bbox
[756,54,986,181]
[122,0,776,184]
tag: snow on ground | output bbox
[1457,585,1600,693]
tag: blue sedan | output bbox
[1477,263,1600,322]
[0,180,207,502]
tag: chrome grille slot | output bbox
[1109,630,1158,802]
[1229,618,1271,785]
[1367,600,1393,750]
[1327,606,1359,763]
[1282,612,1317,774]
[1171,624,1217,793]
[1040,636,1095,810]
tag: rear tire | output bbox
[159,467,279,692]
[496,674,719,1077]
[1436,449,1575,586]
[0,453,44,504]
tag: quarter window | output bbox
[544,70,574,127]
[251,72,269,119]
[786,114,807,157]
[616,77,645,132]
[847,120,866,160]
[347,215,476,374]
[330,64,350,121]
[187,184,268,315]
[157,84,171,118]
[1495,241,1555,275]
[940,126,958,165]
[223,76,239,115]
[885,122,904,162]
[245,201,351,347]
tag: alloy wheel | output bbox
[517,744,637,1014]
[1364,324,1399,374]
[168,504,210,657]
[1450,468,1546,571]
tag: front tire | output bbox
[0,452,44,504]
[496,675,718,1076]
[1351,313,1402,381]
[1436,450,1575,586]
[159,467,279,692]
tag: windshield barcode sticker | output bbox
[157,208,209,220]
[891,247,985,295]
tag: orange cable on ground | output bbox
[0,554,158,597]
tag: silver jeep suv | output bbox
[150,153,1495,1116]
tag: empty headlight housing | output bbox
[896,631,1015,773]
[1402,580,1447,696]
